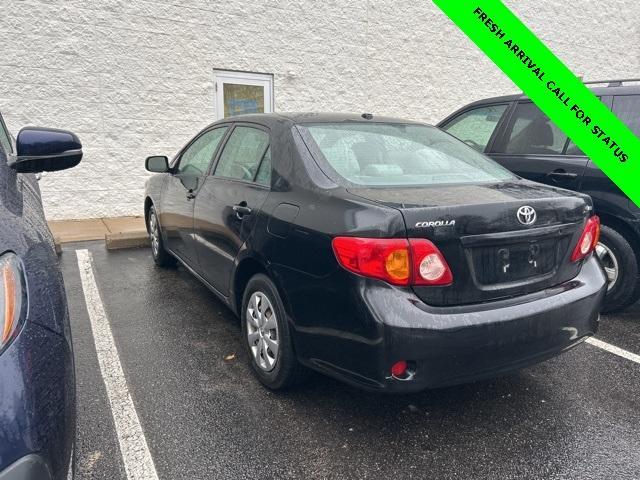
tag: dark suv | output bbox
[439,79,640,312]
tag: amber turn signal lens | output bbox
[0,253,25,351]
[2,264,17,344]
[385,249,410,282]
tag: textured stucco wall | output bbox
[1,0,638,219]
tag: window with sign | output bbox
[214,71,273,120]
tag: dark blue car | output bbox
[0,112,82,479]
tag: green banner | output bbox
[432,1,640,207]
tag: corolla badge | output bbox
[415,220,456,228]
[517,206,537,225]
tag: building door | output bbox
[214,71,273,120]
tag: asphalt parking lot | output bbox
[60,241,640,480]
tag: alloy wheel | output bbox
[246,291,279,372]
[596,241,619,291]
[149,210,160,258]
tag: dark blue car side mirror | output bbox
[10,127,83,173]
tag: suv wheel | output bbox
[147,205,176,268]
[241,274,307,390]
[597,225,639,313]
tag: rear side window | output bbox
[214,126,269,182]
[613,95,640,136]
[177,127,227,175]
[565,140,584,156]
[300,122,515,186]
[499,102,568,155]
[441,104,508,152]
[254,147,271,186]
[0,114,12,154]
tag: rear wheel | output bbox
[241,274,306,390]
[597,225,639,313]
[147,205,176,268]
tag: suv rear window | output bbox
[299,123,515,186]
[613,95,640,136]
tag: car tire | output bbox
[241,274,307,390]
[147,205,176,268]
[597,225,639,313]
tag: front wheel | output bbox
[597,225,639,313]
[241,274,307,390]
[147,205,176,268]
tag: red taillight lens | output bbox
[1,253,25,353]
[391,360,408,378]
[332,237,411,285]
[571,216,601,262]
[332,237,453,286]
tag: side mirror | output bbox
[145,155,169,173]
[10,127,82,173]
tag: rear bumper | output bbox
[306,255,607,393]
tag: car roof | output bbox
[209,112,429,129]
[462,84,640,108]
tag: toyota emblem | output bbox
[517,206,537,226]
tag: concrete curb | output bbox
[54,237,63,255]
[49,216,148,252]
[105,231,150,250]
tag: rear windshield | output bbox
[299,122,515,186]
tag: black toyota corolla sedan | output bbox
[144,113,607,393]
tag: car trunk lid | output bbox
[348,181,591,306]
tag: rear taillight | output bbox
[571,216,601,262]
[332,237,411,285]
[1,253,26,354]
[332,237,453,286]
[409,239,454,286]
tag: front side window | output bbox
[499,102,568,155]
[214,126,269,182]
[0,114,12,154]
[177,127,228,175]
[300,122,515,187]
[441,104,508,152]
[613,95,640,137]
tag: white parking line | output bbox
[586,337,640,364]
[76,249,160,480]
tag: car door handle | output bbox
[232,204,252,218]
[547,170,578,180]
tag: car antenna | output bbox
[361,113,374,120]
